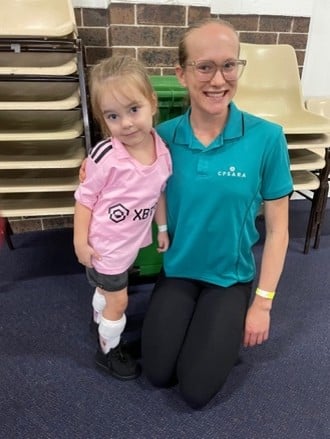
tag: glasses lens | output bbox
[195,61,216,81]
[222,61,244,80]
[222,61,237,79]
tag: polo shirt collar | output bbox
[173,102,244,149]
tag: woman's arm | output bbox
[73,201,99,267]
[79,158,88,183]
[244,196,290,347]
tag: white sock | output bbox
[98,314,126,354]
[92,288,106,324]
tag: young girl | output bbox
[74,56,172,380]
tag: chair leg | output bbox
[303,210,314,254]
[76,38,93,152]
[313,148,330,249]
[303,189,320,254]
[304,148,330,253]
[313,185,329,249]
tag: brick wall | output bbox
[74,4,310,73]
[8,3,310,233]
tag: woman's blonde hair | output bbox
[89,55,156,137]
[178,18,240,67]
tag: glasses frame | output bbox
[184,59,247,82]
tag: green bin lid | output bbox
[150,75,187,99]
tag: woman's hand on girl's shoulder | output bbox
[79,158,88,183]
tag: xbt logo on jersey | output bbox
[108,203,157,223]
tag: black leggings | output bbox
[141,276,252,409]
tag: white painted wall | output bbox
[71,0,312,15]
[71,0,109,7]
[301,0,330,98]
[211,0,313,17]
[71,0,207,6]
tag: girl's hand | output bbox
[74,242,101,268]
[157,231,169,253]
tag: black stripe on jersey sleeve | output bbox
[90,140,113,163]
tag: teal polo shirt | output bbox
[156,102,293,287]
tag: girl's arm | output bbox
[154,192,169,253]
[243,196,289,347]
[73,201,99,267]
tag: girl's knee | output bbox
[104,289,128,311]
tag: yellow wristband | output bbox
[256,287,275,300]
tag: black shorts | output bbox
[86,267,128,292]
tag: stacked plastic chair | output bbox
[301,98,330,252]
[234,43,330,253]
[0,0,91,247]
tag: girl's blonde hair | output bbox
[89,55,156,137]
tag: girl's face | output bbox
[99,82,157,148]
[176,23,240,121]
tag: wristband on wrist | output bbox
[158,224,168,232]
[255,287,275,300]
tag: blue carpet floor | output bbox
[0,200,329,439]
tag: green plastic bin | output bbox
[132,76,187,277]
[150,75,188,123]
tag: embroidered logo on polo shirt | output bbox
[108,203,129,223]
[217,166,246,178]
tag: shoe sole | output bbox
[95,358,141,381]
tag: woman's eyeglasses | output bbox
[184,59,247,82]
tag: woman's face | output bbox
[176,23,240,120]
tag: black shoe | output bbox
[124,338,141,359]
[89,317,99,339]
[95,341,141,380]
